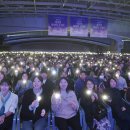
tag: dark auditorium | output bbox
[0,0,130,130]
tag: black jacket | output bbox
[105,88,130,121]
[80,88,98,123]
[42,79,54,96]
[20,88,51,123]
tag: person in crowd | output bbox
[114,69,128,97]
[1,67,8,77]
[60,71,75,91]
[89,71,99,88]
[105,78,130,130]
[30,67,41,79]
[26,63,35,77]
[80,79,99,130]
[63,63,74,79]
[41,69,54,89]
[97,71,109,93]
[0,79,18,130]
[115,69,128,90]
[15,72,32,104]
[98,72,107,83]
[125,71,130,88]
[40,69,54,103]
[9,66,23,90]
[51,77,82,130]
[20,76,51,130]
[124,87,130,105]
[75,71,88,98]
[0,72,5,84]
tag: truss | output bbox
[0,0,130,21]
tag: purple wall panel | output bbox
[0,15,47,34]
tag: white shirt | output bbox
[0,92,18,114]
[43,79,47,84]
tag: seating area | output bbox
[0,52,130,130]
[10,104,114,130]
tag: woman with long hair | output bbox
[105,77,130,130]
[80,79,99,130]
[51,77,82,130]
[20,76,51,130]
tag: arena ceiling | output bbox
[0,0,130,21]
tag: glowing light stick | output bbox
[37,96,42,102]
[22,80,27,84]
[86,90,92,96]
[75,69,80,74]
[102,94,109,101]
[115,73,119,78]
[128,72,130,76]
[54,93,61,99]
[35,72,39,76]
[52,70,57,75]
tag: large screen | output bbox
[48,15,68,36]
[70,16,88,37]
[90,18,108,38]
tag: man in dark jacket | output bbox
[74,71,88,98]
[40,70,54,98]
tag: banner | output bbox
[48,15,68,36]
[90,18,108,38]
[70,16,88,37]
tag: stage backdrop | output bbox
[48,15,68,36]
[90,18,108,38]
[70,16,88,37]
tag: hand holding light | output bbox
[121,107,126,111]
[102,94,109,101]
[15,69,18,74]
[86,90,92,96]
[75,68,80,74]
[128,72,130,77]
[54,92,61,99]
[35,72,39,76]
[22,79,27,84]
[115,73,119,78]
[31,99,39,109]
[0,66,2,70]
[101,94,111,102]
[36,96,42,102]
[53,92,61,104]
[52,70,57,76]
